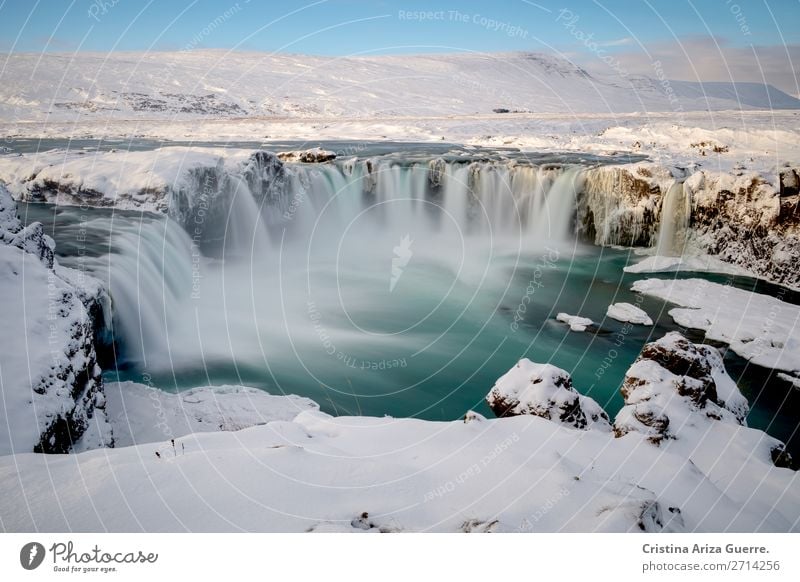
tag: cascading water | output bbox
[64,153,590,410]
[18,148,799,455]
[655,181,690,256]
[80,216,196,369]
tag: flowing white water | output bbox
[85,155,585,375]
[655,181,690,256]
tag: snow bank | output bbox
[556,312,593,332]
[485,359,611,430]
[1,393,796,532]
[624,254,752,277]
[632,278,800,373]
[0,147,255,211]
[96,382,319,448]
[607,302,653,325]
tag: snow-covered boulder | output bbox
[614,332,747,440]
[486,359,610,430]
[607,302,653,325]
[556,312,593,331]
[0,185,111,454]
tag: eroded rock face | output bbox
[486,359,610,430]
[613,332,752,445]
[579,164,800,289]
[578,165,668,247]
[0,185,112,455]
[688,170,800,290]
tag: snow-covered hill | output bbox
[2,50,798,122]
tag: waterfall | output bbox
[79,215,196,369]
[655,181,690,256]
[271,158,581,243]
[84,152,586,375]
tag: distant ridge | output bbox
[1,50,797,121]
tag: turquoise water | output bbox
[19,196,799,458]
[20,204,799,453]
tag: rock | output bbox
[463,410,486,423]
[780,169,799,197]
[276,147,336,163]
[578,165,666,247]
[579,164,800,289]
[607,302,653,325]
[486,359,611,430]
[556,312,593,331]
[428,158,446,190]
[613,332,750,445]
[0,185,112,455]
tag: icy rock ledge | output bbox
[485,359,611,430]
[0,185,112,455]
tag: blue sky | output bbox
[0,0,796,55]
[1,0,797,92]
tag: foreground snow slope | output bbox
[1,406,795,532]
[2,50,797,123]
[1,332,797,533]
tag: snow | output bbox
[632,278,800,374]
[777,373,800,389]
[624,254,754,278]
[614,332,749,445]
[95,381,319,448]
[606,302,653,325]
[485,359,611,430]
[0,147,256,210]
[1,51,795,124]
[1,325,796,532]
[556,312,593,332]
[0,186,109,455]
[1,52,798,179]
[1,388,796,532]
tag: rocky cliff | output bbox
[580,163,800,288]
[0,186,112,454]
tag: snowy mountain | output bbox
[1,50,798,122]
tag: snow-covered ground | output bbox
[0,186,110,456]
[2,50,797,123]
[0,51,798,177]
[632,278,800,375]
[1,333,796,533]
[95,382,319,449]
